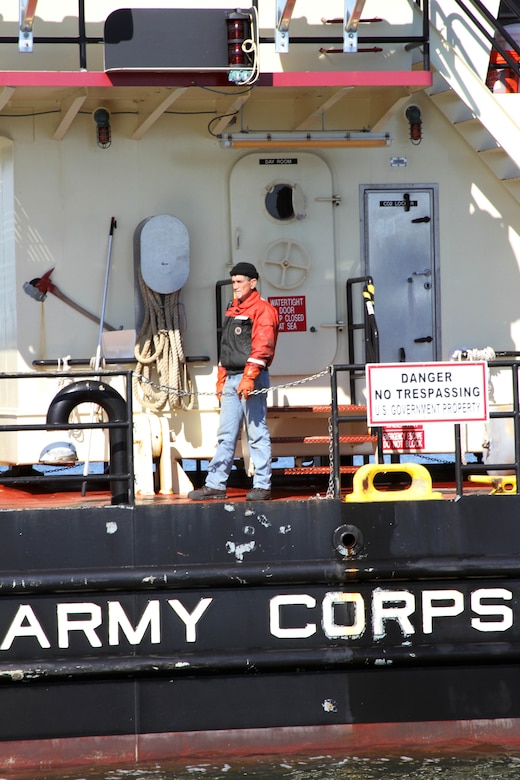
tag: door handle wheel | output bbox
[261,238,311,290]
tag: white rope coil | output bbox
[450,346,496,362]
[133,271,193,412]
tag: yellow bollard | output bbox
[468,474,517,494]
[345,462,443,502]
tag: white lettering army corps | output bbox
[0,587,513,651]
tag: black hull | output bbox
[2,495,520,769]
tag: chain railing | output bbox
[4,359,520,504]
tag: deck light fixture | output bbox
[93,107,111,149]
[219,131,392,149]
[405,105,422,144]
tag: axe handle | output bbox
[50,286,116,331]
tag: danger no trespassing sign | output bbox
[366,361,489,426]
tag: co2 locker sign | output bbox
[366,362,488,426]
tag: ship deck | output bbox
[0,469,492,510]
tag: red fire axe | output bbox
[23,268,116,331]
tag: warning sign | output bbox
[382,425,425,452]
[268,296,307,333]
[367,361,488,426]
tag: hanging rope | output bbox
[133,270,193,412]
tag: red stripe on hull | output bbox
[4,720,520,773]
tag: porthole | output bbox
[264,182,306,222]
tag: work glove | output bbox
[216,365,227,401]
[237,363,260,400]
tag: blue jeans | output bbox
[205,370,271,491]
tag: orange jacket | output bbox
[220,290,279,374]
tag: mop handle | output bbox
[84,217,117,495]
[94,217,117,370]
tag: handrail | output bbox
[454,359,520,496]
[0,1,518,85]
[0,369,134,505]
[0,0,100,69]
[346,276,379,404]
[451,0,520,80]
[329,363,384,498]
[260,1,431,72]
[329,358,520,501]
[0,2,433,75]
[216,278,232,362]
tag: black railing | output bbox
[0,0,519,86]
[0,369,134,505]
[451,0,520,82]
[453,359,520,495]
[216,278,233,362]
[0,0,101,70]
[261,0,431,72]
[0,0,433,75]
[346,276,380,404]
[329,363,384,499]
[329,359,520,500]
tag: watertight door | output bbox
[229,153,337,376]
[361,185,439,363]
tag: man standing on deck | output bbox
[188,262,279,501]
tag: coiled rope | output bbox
[133,270,193,412]
[450,346,496,362]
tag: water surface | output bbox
[12,753,520,780]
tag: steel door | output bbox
[361,185,439,363]
[229,153,337,375]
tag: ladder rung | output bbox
[275,466,359,475]
[268,405,366,414]
[271,435,376,444]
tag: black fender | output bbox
[47,380,130,505]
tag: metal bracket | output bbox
[276,0,297,54]
[315,196,342,206]
[19,0,38,53]
[344,0,367,53]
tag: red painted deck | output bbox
[0,476,487,510]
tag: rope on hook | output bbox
[133,269,193,412]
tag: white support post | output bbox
[19,0,38,52]
[276,0,297,54]
[344,0,367,53]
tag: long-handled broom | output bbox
[82,217,118,495]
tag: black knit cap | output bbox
[230,262,259,280]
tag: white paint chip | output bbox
[225,540,256,561]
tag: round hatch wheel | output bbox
[261,238,310,289]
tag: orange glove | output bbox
[216,366,227,400]
[237,363,260,400]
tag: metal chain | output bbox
[326,414,336,499]
[134,367,338,497]
[132,367,330,398]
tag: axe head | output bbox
[23,279,47,302]
[23,268,56,302]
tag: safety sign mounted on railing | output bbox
[366,361,489,426]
